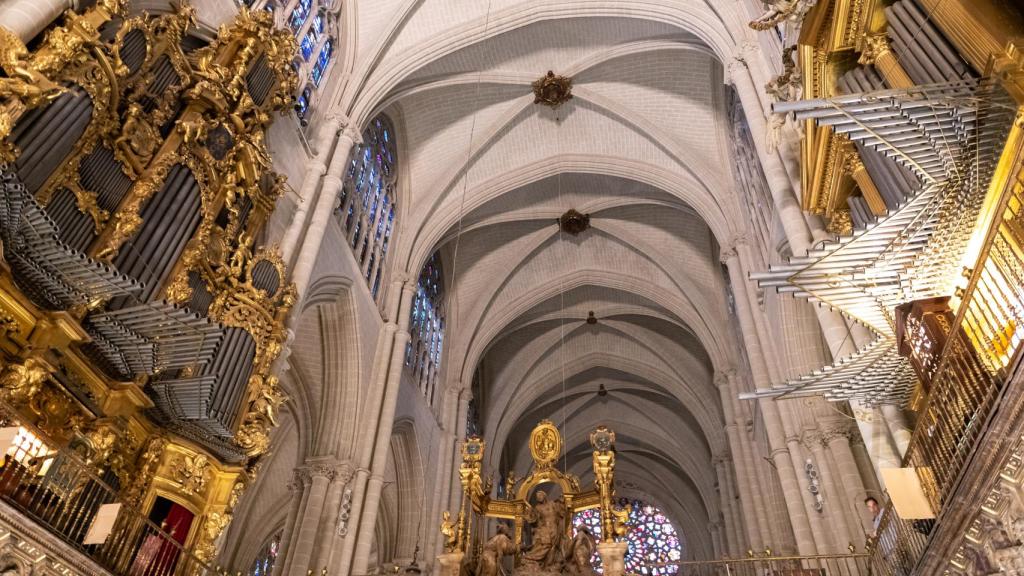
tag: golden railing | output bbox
[0,403,216,576]
[868,101,1024,573]
[640,553,871,575]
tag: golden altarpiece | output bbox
[439,421,630,576]
[0,0,298,570]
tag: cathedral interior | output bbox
[0,0,1023,575]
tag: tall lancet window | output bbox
[293,9,334,122]
[406,251,445,404]
[338,115,397,300]
[248,529,282,575]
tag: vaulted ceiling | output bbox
[318,0,765,558]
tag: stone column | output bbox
[0,0,72,43]
[858,35,915,89]
[448,392,472,512]
[425,385,462,560]
[880,403,912,458]
[280,116,342,265]
[330,278,406,576]
[722,458,746,556]
[783,425,831,554]
[721,245,817,555]
[351,282,418,575]
[272,472,305,576]
[435,552,464,576]
[715,372,765,549]
[709,522,723,559]
[713,455,741,556]
[288,465,336,576]
[806,433,855,552]
[289,124,361,299]
[851,403,902,480]
[597,542,628,576]
[824,425,874,541]
[312,465,354,569]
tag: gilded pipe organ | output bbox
[0,0,297,570]
[747,0,1024,573]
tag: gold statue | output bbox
[440,511,458,553]
[504,470,517,499]
[611,504,632,539]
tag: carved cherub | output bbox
[749,0,818,31]
[0,357,51,405]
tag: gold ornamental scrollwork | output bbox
[530,419,562,469]
[170,453,211,496]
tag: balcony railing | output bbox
[868,96,1024,573]
[641,553,871,575]
[0,403,215,576]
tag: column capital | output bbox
[719,234,749,264]
[714,368,737,388]
[843,150,866,174]
[821,424,856,445]
[725,57,750,86]
[340,122,363,145]
[857,34,892,66]
[294,467,313,487]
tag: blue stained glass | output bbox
[311,14,323,39]
[574,500,683,576]
[289,0,311,32]
[249,530,282,576]
[311,39,333,87]
[300,33,315,60]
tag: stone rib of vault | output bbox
[748,78,1016,405]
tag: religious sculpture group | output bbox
[438,422,629,576]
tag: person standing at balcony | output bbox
[865,497,882,536]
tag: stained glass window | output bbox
[289,0,312,32]
[310,13,324,40]
[249,529,283,576]
[296,86,312,119]
[406,251,446,403]
[573,500,683,576]
[339,115,397,301]
[311,39,333,87]
[300,31,315,61]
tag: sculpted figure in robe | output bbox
[567,526,596,576]
[522,490,568,572]
[477,524,516,576]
